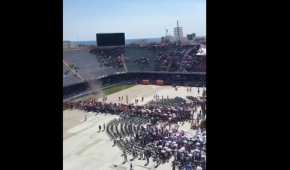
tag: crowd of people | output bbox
[178,45,205,72]
[63,86,206,170]
[64,96,204,125]
[152,45,206,72]
[107,115,206,170]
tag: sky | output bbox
[63,0,206,41]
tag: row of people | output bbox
[64,97,204,123]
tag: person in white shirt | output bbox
[196,166,202,170]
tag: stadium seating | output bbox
[64,48,122,82]
[63,44,206,88]
[63,64,83,86]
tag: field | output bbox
[103,84,135,96]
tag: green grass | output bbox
[103,84,135,95]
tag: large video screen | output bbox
[96,33,125,46]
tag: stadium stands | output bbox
[63,44,206,89]
[63,64,83,86]
[124,47,156,72]
[123,45,205,73]
[63,48,121,82]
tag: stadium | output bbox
[63,33,206,170]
